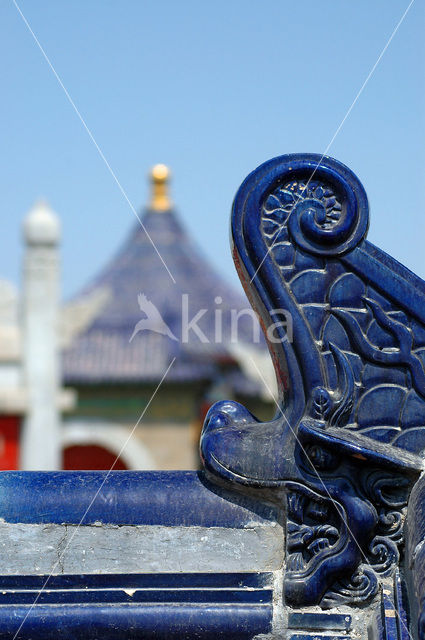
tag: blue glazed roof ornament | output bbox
[62,165,264,389]
[200,154,425,608]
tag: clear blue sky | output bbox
[0,1,424,299]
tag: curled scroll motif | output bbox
[377,510,404,544]
[321,566,378,608]
[367,536,399,576]
[262,170,369,258]
[363,470,411,510]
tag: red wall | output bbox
[63,444,128,470]
[0,420,129,471]
[0,416,20,470]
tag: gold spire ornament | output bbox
[150,164,172,211]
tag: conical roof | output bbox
[63,167,261,385]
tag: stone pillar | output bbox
[20,201,61,469]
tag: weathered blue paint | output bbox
[0,572,272,590]
[0,470,279,526]
[0,571,273,637]
[0,470,277,638]
[289,635,350,640]
[0,604,272,639]
[288,613,352,632]
[0,572,273,606]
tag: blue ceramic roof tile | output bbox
[62,208,263,386]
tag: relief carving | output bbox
[200,154,424,607]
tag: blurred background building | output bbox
[0,165,274,471]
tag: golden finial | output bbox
[150,164,172,211]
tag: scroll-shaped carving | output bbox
[200,154,425,607]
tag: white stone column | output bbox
[20,201,61,469]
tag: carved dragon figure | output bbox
[200,154,425,607]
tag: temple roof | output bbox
[62,166,264,388]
